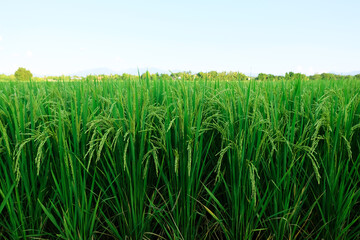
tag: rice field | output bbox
[0,77,360,239]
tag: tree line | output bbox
[1,67,360,82]
[109,71,360,81]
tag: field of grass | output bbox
[0,78,360,239]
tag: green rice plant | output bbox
[0,77,360,239]
[148,80,221,239]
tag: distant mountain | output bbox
[346,71,360,76]
[71,67,176,76]
[72,68,118,76]
[122,67,174,75]
[330,70,360,76]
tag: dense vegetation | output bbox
[0,77,360,239]
[1,70,360,82]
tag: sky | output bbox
[0,0,359,76]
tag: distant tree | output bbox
[285,72,295,80]
[197,72,206,79]
[293,73,308,80]
[267,74,275,81]
[181,72,193,81]
[121,73,131,80]
[170,72,182,79]
[236,72,248,81]
[160,73,171,80]
[0,74,16,81]
[218,71,227,80]
[354,74,360,80]
[310,74,322,81]
[256,73,268,81]
[141,71,151,80]
[14,67,33,81]
[342,75,352,80]
[320,73,336,80]
[224,72,236,81]
[277,75,285,81]
[150,73,158,80]
[285,72,307,80]
[208,71,218,79]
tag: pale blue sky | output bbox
[0,0,359,76]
